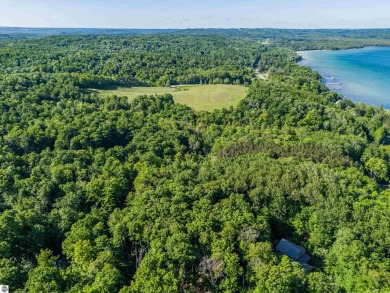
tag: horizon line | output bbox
[2,26,390,31]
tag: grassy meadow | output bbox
[94,85,248,111]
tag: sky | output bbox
[1,0,390,29]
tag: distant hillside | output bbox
[2,27,390,49]
[0,27,180,39]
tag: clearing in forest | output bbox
[94,84,248,111]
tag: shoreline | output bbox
[296,47,390,109]
[295,45,390,55]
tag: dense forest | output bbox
[179,28,390,50]
[3,27,390,50]
[0,30,389,292]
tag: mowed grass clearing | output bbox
[95,85,248,111]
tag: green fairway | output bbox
[95,85,248,111]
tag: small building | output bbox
[276,239,312,272]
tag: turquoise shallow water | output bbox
[297,47,390,108]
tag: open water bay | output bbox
[298,47,390,108]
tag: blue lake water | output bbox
[297,47,390,108]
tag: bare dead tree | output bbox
[131,242,147,269]
[199,256,225,287]
[239,226,259,243]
